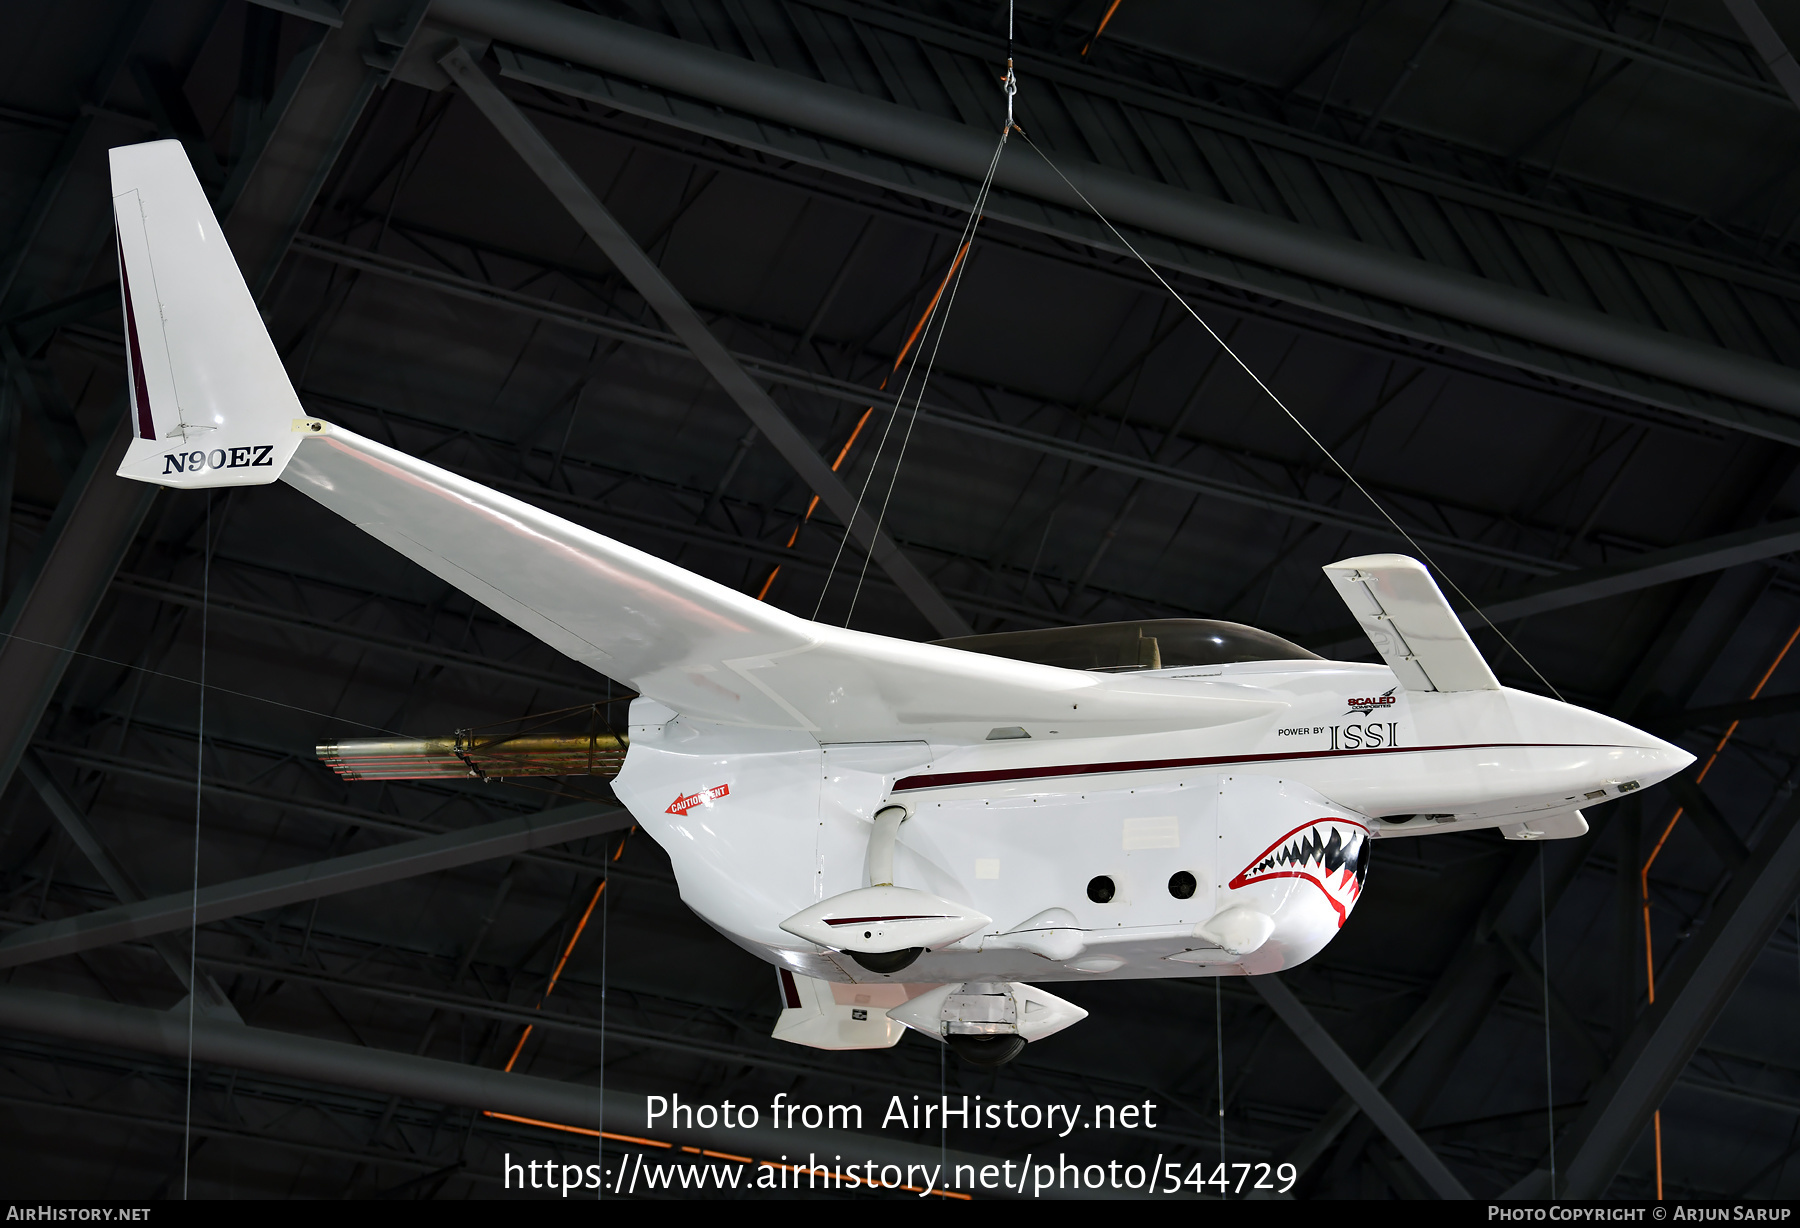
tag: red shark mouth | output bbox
[1228,818,1371,926]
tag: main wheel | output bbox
[848,947,922,974]
[947,1034,1027,1067]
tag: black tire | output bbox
[947,1034,1027,1067]
[848,947,922,974]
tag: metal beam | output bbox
[427,0,1800,432]
[436,45,969,638]
[220,0,413,295]
[110,571,593,694]
[1298,843,1569,1193]
[0,801,631,970]
[245,0,345,29]
[2,328,86,478]
[1314,517,1800,655]
[18,751,238,1020]
[0,414,158,802]
[1,284,117,355]
[1489,927,1610,1075]
[196,950,958,1105]
[1251,974,1471,1199]
[0,1088,507,1190]
[32,740,653,883]
[0,378,11,599]
[1721,0,1800,111]
[1663,774,1752,871]
[0,0,407,824]
[1466,0,1789,108]
[1665,690,1800,731]
[1356,0,1454,143]
[291,233,1570,578]
[922,402,1561,576]
[348,106,1740,438]
[188,938,1241,1151]
[130,57,227,192]
[1273,953,1461,1181]
[0,983,1028,1195]
[0,0,152,308]
[1469,520,1800,624]
[1538,790,1800,1197]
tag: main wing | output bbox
[283,426,1279,737]
[283,426,807,724]
[109,138,1279,740]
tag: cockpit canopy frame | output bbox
[934,618,1322,673]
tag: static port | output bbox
[1087,875,1115,903]
[1168,870,1196,899]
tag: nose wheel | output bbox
[947,1034,1027,1066]
[849,947,922,974]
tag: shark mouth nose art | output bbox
[1228,819,1371,925]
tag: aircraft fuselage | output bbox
[612,657,1687,986]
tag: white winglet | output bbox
[110,139,310,488]
[1322,554,1501,692]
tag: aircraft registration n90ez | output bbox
[109,140,1692,1066]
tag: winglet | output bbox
[110,139,314,488]
[1322,554,1500,692]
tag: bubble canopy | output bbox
[933,619,1323,673]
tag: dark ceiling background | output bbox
[3,0,1800,1200]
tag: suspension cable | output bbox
[181,492,211,1201]
[816,123,1011,625]
[1009,125,1565,701]
[758,243,971,605]
[840,132,1006,627]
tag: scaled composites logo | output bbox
[1343,687,1397,717]
[667,784,730,815]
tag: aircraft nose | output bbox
[1638,733,1696,787]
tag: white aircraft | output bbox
[108,141,1692,1065]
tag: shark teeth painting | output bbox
[1228,819,1371,926]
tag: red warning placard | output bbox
[666,784,730,815]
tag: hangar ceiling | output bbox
[3,0,1800,1199]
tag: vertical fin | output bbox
[109,139,314,488]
